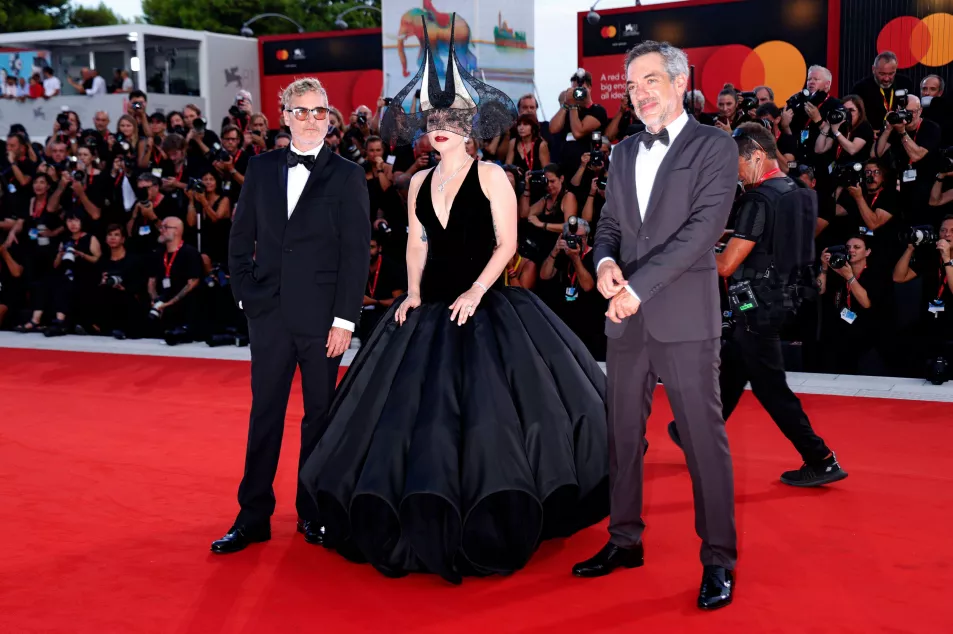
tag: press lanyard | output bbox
[567,247,592,287]
[521,141,534,172]
[846,266,865,310]
[938,268,949,301]
[163,242,182,279]
[835,130,854,160]
[881,88,894,116]
[756,168,783,186]
[867,189,882,209]
[32,197,46,219]
[505,255,523,287]
[367,261,381,297]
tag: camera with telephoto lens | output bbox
[357,113,368,126]
[597,175,608,190]
[563,216,580,250]
[886,109,913,126]
[136,186,151,203]
[378,220,392,234]
[62,242,76,264]
[833,162,863,187]
[204,264,229,288]
[902,225,938,247]
[82,129,99,148]
[206,143,230,163]
[528,169,547,186]
[187,177,205,193]
[131,101,144,112]
[589,131,605,169]
[228,104,242,118]
[827,244,850,269]
[149,301,164,320]
[518,236,541,261]
[827,106,848,125]
[192,117,207,134]
[105,274,123,288]
[739,91,758,112]
[56,111,71,131]
[787,89,829,111]
[71,170,86,185]
[927,356,949,385]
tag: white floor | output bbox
[2,332,952,402]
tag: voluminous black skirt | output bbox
[300,287,609,584]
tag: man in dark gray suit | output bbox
[571,41,739,611]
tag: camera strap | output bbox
[367,260,381,298]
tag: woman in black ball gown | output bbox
[300,15,609,584]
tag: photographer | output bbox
[605,92,641,142]
[787,67,840,168]
[758,103,797,167]
[113,114,150,172]
[93,224,143,339]
[0,227,26,328]
[671,123,846,487]
[358,234,406,344]
[127,173,181,253]
[875,95,942,219]
[814,95,873,166]
[43,211,101,336]
[158,133,197,213]
[2,131,37,217]
[125,91,155,165]
[522,164,578,257]
[48,145,106,234]
[220,90,253,133]
[394,135,437,188]
[147,217,202,340]
[832,158,900,250]
[348,105,373,142]
[506,114,550,176]
[186,170,231,268]
[818,235,889,374]
[892,215,953,377]
[148,112,167,146]
[569,135,610,226]
[214,125,248,203]
[538,217,604,360]
[244,113,271,154]
[182,104,218,167]
[715,84,743,131]
[851,51,916,127]
[550,69,608,174]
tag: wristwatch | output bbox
[944,261,953,268]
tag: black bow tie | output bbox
[287,151,317,171]
[641,128,670,150]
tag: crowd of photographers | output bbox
[1,53,951,380]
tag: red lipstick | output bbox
[434,135,448,142]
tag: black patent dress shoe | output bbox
[697,565,734,610]
[667,421,683,449]
[297,519,325,545]
[210,524,271,554]
[572,541,644,577]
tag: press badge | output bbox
[162,277,172,289]
[223,181,231,192]
[151,168,163,178]
[138,225,151,236]
[6,183,16,194]
[840,307,857,324]
[28,228,38,240]
[859,226,874,236]
[929,299,945,314]
[800,129,810,144]
[565,286,578,302]
[903,169,917,183]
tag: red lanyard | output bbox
[521,141,534,171]
[756,168,783,186]
[163,243,183,278]
[32,197,46,219]
[835,130,854,159]
[367,261,381,297]
[867,189,882,209]
[567,246,592,286]
[846,266,865,310]
[938,268,949,301]
[232,149,243,164]
[173,163,184,182]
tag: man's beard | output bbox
[877,78,894,89]
[640,99,674,132]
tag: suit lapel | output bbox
[628,137,643,230]
[276,148,290,227]
[641,117,699,225]
[290,145,333,218]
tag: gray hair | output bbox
[808,65,832,83]
[280,77,328,109]
[874,51,898,67]
[624,40,689,83]
[753,85,774,100]
[688,89,705,107]
[922,74,946,92]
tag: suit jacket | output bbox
[228,146,371,337]
[593,116,738,342]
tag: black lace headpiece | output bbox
[380,13,518,147]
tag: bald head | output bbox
[160,216,185,247]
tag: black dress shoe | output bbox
[210,524,271,554]
[572,541,644,577]
[296,519,325,545]
[667,421,683,449]
[697,565,734,610]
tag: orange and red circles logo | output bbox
[877,13,953,68]
[600,25,617,39]
[700,42,806,110]
[276,49,290,61]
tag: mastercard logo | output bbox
[600,26,617,38]
[877,14,953,68]
[275,49,290,61]
[700,41,806,108]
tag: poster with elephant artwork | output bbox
[382,0,535,107]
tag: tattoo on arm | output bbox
[170,279,198,304]
[493,220,500,248]
[421,226,427,243]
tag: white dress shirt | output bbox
[242,141,355,333]
[86,75,107,96]
[43,76,61,97]
[598,111,690,299]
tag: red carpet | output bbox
[0,348,949,633]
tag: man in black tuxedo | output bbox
[212,78,370,553]
[572,41,739,610]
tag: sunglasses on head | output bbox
[285,106,329,121]
[731,128,767,155]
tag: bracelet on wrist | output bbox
[472,281,488,294]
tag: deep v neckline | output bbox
[430,159,475,231]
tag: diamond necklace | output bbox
[436,157,472,192]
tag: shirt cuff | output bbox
[238,301,242,309]
[625,285,639,300]
[596,257,615,273]
[332,317,355,332]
